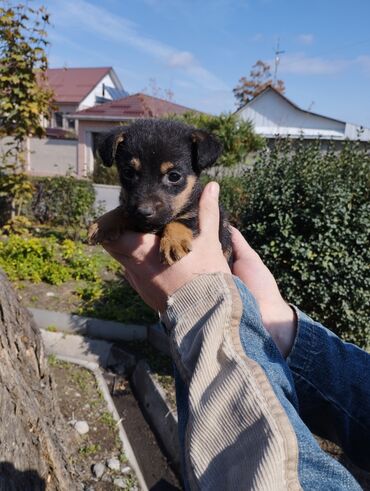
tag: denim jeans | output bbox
[174,278,369,490]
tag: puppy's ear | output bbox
[191,129,223,173]
[97,129,126,167]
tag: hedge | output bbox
[236,139,369,348]
[28,175,96,228]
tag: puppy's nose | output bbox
[137,204,155,218]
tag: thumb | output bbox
[198,182,220,237]
[231,226,260,262]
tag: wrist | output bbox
[262,302,297,358]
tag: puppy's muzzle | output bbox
[136,204,156,218]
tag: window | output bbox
[55,112,63,128]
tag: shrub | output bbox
[240,139,370,348]
[169,112,265,167]
[0,236,102,285]
[28,175,96,228]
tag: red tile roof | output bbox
[73,93,196,119]
[41,67,112,104]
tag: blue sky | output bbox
[39,0,370,127]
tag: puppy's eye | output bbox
[122,168,136,180]
[167,171,182,183]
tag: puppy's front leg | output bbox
[160,222,193,265]
[88,206,128,244]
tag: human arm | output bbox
[229,228,370,471]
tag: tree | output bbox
[142,77,174,101]
[233,60,285,108]
[0,3,53,226]
[171,111,265,167]
[0,270,76,489]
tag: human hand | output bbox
[231,228,296,357]
[103,182,230,312]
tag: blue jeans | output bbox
[174,278,369,490]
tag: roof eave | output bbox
[70,114,138,121]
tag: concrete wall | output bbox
[93,183,120,212]
[29,137,78,176]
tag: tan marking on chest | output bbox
[173,175,196,214]
[160,161,175,174]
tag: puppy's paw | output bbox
[88,206,127,245]
[160,222,193,265]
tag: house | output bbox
[71,93,196,177]
[14,67,127,177]
[40,67,127,132]
[236,86,370,142]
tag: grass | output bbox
[46,324,58,332]
[47,354,58,366]
[71,368,93,392]
[99,411,116,429]
[78,443,101,456]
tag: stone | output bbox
[121,465,131,474]
[92,462,105,479]
[113,478,126,489]
[74,420,89,435]
[107,457,120,471]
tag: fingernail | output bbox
[209,181,219,198]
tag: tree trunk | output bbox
[0,270,76,490]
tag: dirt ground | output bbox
[49,358,139,490]
[106,373,181,490]
[18,280,84,314]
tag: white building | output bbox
[236,86,370,142]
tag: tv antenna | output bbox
[273,38,285,82]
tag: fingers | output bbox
[198,182,220,238]
[103,231,159,260]
[231,226,260,262]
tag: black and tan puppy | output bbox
[89,119,231,265]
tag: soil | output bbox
[49,358,139,490]
[17,279,84,314]
[117,341,177,413]
[105,373,181,491]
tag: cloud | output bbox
[47,0,227,91]
[279,53,350,75]
[167,51,195,68]
[298,34,314,45]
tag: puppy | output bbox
[88,119,232,265]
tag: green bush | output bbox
[240,139,370,348]
[170,112,265,167]
[28,175,96,228]
[0,236,102,285]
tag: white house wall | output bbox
[79,73,117,109]
[344,122,370,141]
[239,90,346,138]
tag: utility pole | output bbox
[273,38,285,83]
